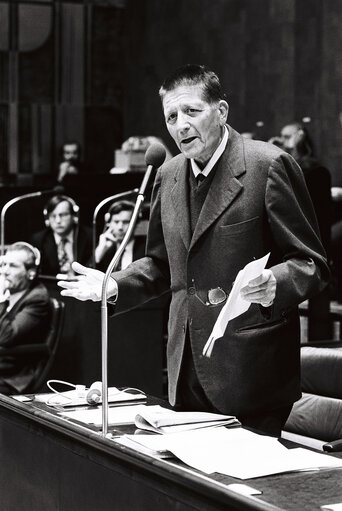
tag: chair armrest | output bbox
[323,439,342,452]
[0,344,50,355]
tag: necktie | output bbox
[196,172,205,186]
[58,238,71,273]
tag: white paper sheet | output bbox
[117,426,342,479]
[203,253,270,357]
[59,404,146,426]
[134,404,239,433]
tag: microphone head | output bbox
[144,143,166,168]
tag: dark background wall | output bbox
[123,0,342,183]
[0,0,341,183]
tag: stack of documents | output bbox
[134,405,240,434]
[114,426,342,479]
[58,404,239,432]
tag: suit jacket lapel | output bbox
[171,158,192,250]
[3,287,31,319]
[46,231,59,273]
[190,126,246,250]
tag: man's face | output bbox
[48,200,75,237]
[63,143,79,163]
[280,125,299,154]
[108,210,132,243]
[162,84,228,167]
[3,250,30,293]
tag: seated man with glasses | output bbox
[31,195,92,277]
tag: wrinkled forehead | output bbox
[162,84,209,113]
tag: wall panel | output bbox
[123,0,342,182]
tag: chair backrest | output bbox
[29,297,65,393]
[284,345,342,443]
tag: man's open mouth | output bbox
[181,136,197,145]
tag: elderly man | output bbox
[0,242,50,394]
[59,65,329,436]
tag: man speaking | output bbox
[58,65,329,436]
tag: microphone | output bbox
[0,185,65,258]
[99,143,166,437]
[138,143,166,197]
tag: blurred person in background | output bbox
[270,122,332,337]
[57,141,83,183]
[95,200,146,271]
[31,195,92,277]
[0,242,50,394]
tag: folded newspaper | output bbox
[134,405,240,434]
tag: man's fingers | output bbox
[246,270,272,288]
[71,261,90,275]
[57,279,85,290]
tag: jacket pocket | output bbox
[236,316,287,333]
[219,216,259,236]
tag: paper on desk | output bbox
[121,426,342,479]
[321,504,342,510]
[134,404,239,433]
[59,404,146,426]
[203,253,270,357]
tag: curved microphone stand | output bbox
[100,194,145,436]
[1,192,43,259]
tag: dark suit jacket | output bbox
[31,225,92,276]
[0,282,51,393]
[113,126,330,418]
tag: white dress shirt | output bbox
[190,125,229,179]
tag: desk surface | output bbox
[0,394,342,511]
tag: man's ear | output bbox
[218,100,229,125]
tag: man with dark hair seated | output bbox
[0,242,50,395]
[95,200,146,271]
[31,194,92,277]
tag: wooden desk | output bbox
[1,395,342,510]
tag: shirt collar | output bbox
[191,125,228,178]
[53,230,74,245]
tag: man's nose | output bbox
[177,112,190,133]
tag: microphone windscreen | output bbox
[145,143,166,168]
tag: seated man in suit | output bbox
[95,200,146,271]
[0,242,51,395]
[31,195,92,277]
